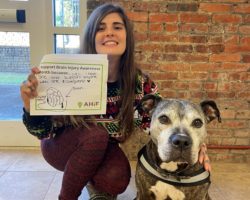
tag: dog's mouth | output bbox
[158,161,189,177]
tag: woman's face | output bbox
[95,12,127,57]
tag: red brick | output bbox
[244,14,250,23]
[149,13,178,23]
[149,34,178,42]
[167,3,198,12]
[204,82,217,90]
[234,4,250,13]
[239,25,250,34]
[173,82,189,90]
[161,81,175,88]
[126,11,148,22]
[220,109,236,119]
[219,120,247,129]
[133,22,148,32]
[209,72,228,81]
[179,35,207,43]
[234,129,250,137]
[189,82,202,90]
[212,14,242,23]
[240,36,250,44]
[210,53,241,62]
[237,91,250,99]
[219,100,248,110]
[195,45,209,53]
[180,54,208,62]
[149,23,163,32]
[207,129,233,137]
[221,138,236,145]
[165,24,178,32]
[242,55,250,63]
[179,72,208,80]
[236,110,250,119]
[176,91,190,99]
[225,35,239,45]
[208,36,223,43]
[224,24,239,33]
[190,91,205,98]
[160,90,177,98]
[148,53,162,62]
[225,44,250,53]
[180,13,209,23]
[210,25,224,34]
[221,63,249,71]
[139,63,157,71]
[137,43,164,52]
[200,3,232,12]
[162,54,178,62]
[165,44,193,53]
[209,44,225,53]
[159,63,190,71]
[191,63,220,71]
[229,81,249,91]
[180,24,209,33]
[218,82,231,91]
[150,72,178,80]
[235,138,250,145]
[133,2,162,12]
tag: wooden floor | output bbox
[0,148,249,200]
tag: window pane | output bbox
[55,34,80,54]
[54,0,80,27]
[0,32,30,120]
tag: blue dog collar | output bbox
[138,145,211,187]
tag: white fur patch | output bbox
[160,161,178,172]
[150,181,185,200]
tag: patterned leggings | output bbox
[40,125,131,200]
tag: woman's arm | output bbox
[22,109,52,139]
[21,67,53,139]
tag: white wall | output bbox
[0,0,86,146]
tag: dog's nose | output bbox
[170,134,192,149]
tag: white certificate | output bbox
[30,54,108,115]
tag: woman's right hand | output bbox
[20,67,40,112]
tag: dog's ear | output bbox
[200,100,222,123]
[137,94,162,115]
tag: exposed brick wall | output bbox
[87,0,250,162]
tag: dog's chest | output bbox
[150,181,185,200]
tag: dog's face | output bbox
[139,95,221,166]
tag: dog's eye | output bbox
[158,115,171,124]
[192,119,203,128]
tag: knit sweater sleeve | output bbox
[22,108,53,140]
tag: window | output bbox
[0,32,30,120]
[53,0,81,54]
[54,34,79,54]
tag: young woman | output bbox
[20,3,210,200]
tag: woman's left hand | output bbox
[199,143,211,172]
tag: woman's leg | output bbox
[91,142,131,195]
[41,125,109,200]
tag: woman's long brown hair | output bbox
[79,3,137,138]
[52,3,137,138]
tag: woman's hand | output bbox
[20,67,40,112]
[199,143,211,172]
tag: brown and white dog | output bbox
[135,95,221,200]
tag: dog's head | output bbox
[138,95,221,166]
